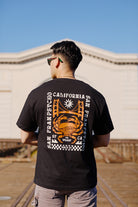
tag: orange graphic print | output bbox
[52,99,84,144]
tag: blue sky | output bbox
[0,0,138,53]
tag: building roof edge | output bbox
[0,39,138,65]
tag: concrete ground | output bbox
[0,160,138,207]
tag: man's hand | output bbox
[92,133,110,148]
[20,129,38,146]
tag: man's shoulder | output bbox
[30,79,53,93]
[26,80,53,100]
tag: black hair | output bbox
[50,41,83,71]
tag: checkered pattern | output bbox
[51,144,83,151]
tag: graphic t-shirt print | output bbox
[46,92,90,151]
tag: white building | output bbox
[0,40,138,140]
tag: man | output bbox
[17,40,114,207]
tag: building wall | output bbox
[0,43,138,139]
[0,70,12,138]
[76,55,138,139]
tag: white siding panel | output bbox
[121,109,138,138]
[0,92,11,138]
[120,68,138,138]
[0,70,12,90]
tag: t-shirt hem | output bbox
[94,127,114,135]
[34,180,97,191]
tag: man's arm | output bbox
[92,133,110,148]
[20,129,38,146]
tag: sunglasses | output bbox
[47,57,63,65]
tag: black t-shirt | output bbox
[17,78,114,191]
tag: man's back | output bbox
[17,78,113,191]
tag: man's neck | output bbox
[56,72,75,79]
[59,76,75,79]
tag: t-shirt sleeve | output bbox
[16,92,38,131]
[93,99,114,135]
